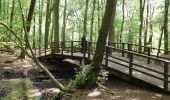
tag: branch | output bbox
[0,22,33,58]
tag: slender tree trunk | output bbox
[163,0,169,54]
[0,0,1,19]
[91,0,116,81]
[14,0,65,91]
[90,0,96,42]
[38,0,43,56]
[157,25,164,57]
[83,0,89,35]
[53,0,60,53]
[97,1,101,32]
[61,0,67,48]
[8,0,15,41]
[148,4,154,45]
[144,0,149,52]
[108,0,117,47]
[9,0,15,29]
[19,0,36,58]
[138,0,145,53]
[33,14,36,50]
[120,0,125,46]
[44,0,51,55]
[26,0,36,33]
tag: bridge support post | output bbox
[164,62,169,90]
[105,47,109,66]
[129,53,133,77]
[71,41,73,58]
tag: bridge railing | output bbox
[110,42,170,59]
[105,45,170,90]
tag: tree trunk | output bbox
[163,0,169,54]
[53,0,60,53]
[90,0,96,42]
[120,0,125,46]
[138,0,145,53]
[9,0,15,29]
[91,0,116,81]
[38,0,43,56]
[157,25,164,57]
[83,0,89,35]
[44,0,51,55]
[97,1,101,32]
[144,0,149,52]
[33,14,36,50]
[0,0,1,19]
[61,0,67,48]
[19,0,36,58]
[108,0,117,47]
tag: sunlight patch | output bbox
[87,88,101,97]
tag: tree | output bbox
[19,0,36,58]
[90,0,96,42]
[83,0,89,35]
[44,0,52,55]
[144,0,149,52]
[61,0,67,48]
[138,0,145,53]
[91,0,117,82]
[163,0,169,54]
[38,0,43,56]
[74,0,117,87]
[120,0,125,46]
[53,0,60,53]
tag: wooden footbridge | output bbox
[37,41,170,93]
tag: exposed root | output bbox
[97,82,115,95]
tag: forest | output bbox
[0,0,170,99]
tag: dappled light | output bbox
[1,0,170,99]
[87,88,101,97]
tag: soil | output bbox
[0,51,170,100]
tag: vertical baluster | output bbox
[129,52,133,77]
[105,46,109,66]
[122,43,125,57]
[147,46,151,64]
[164,62,168,90]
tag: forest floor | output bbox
[0,51,170,100]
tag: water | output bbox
[0,78,40,100]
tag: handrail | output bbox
[105,45,170,90]
[111,42,170,53]
[107,45,170,63]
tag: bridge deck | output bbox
[52,52,170,92]
[106,56,170,91]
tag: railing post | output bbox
[122,43,125,57]
[147,46,151,64]
[71,41,73,57]
[164,62,168,90]
[129,53,133,77]
[127,44,132,58]
[61,41,64,56]
[105,47,109,66]
[88,41,91,60]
